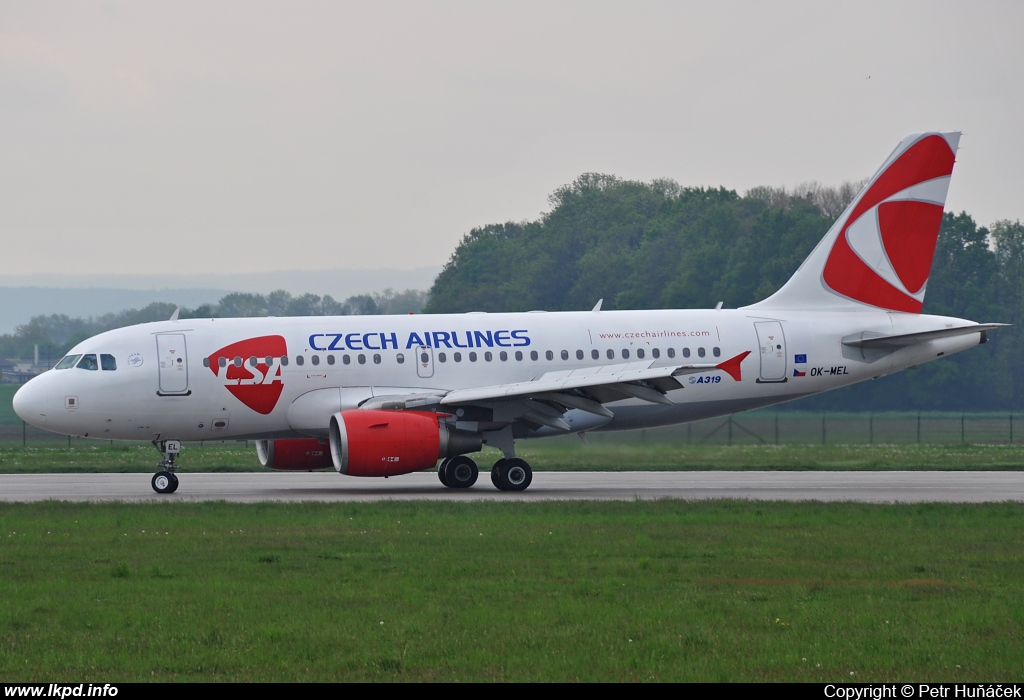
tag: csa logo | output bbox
[208,336,287,415]
[822,134,956,313]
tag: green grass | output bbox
[0,500,1022,681]
[1,441,1023,473]
[0,384,19,425]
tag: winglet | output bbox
[169,307,180,321]
[591,299,603,312]
[715,350,750,382]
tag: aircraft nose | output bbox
[13,379,48,426]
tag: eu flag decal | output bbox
[794,354,807,364]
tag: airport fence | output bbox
[0,411,1020,449]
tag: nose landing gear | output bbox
[151,439,181,494]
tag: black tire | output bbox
[438,458,451,487]
[152,471,178,494]
[496,458,532,491]
[445,455,478,488]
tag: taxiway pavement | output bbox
[1,471,1022,503]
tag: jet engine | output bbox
[328,410,482,477]
[256,438,334,471]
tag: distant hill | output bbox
[0,266,440,333]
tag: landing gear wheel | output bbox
[444,456,479,488]
[152,471,179,494]
[492,458,533,491]
[438,457,452,487]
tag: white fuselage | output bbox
[12,307,982,443]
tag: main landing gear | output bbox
[151,439,181,494]
[438,455,533,491]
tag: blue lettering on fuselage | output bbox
[311,330,532,352]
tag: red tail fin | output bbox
[749,132,960,313]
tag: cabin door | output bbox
[156,334,190,395]
[754,321,787,382]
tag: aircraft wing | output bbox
[360,351,751,430]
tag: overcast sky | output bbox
[1,1,1021,278]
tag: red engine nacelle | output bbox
[328,410,482,477]
[256,438,334,471]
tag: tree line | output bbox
[1,288,427,364]
[6,170,1021,412]
[426,173,1023,411]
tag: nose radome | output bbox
[13,380,47,425]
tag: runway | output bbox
[1,471,1023,503]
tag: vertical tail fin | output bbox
[749,132,960,313]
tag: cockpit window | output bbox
[55,355,82,370]
[101,354,116,371]
[76,354,98,371]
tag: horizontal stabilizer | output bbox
[842,324,1008,349]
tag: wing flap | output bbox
[439,361,685,405]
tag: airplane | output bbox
[12,131,1005,494]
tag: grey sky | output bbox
[1,1,1021,277]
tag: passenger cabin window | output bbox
[591,349,599,360]
[652,348,660,359]
[576,350,584,360]
[281,356,289,366]
[637,349,645,359]
[713,347,721,357]
[682,348,690,358]
[530,351,538,361]
[560,350,568,360]
[311,355,320,366]
[667,348,676,358]
[396,353,405,364]
[545,350,554,361]
[499,351,508,361]
[101,354,116,371]
[698,347,706,358]
[621,349,630,359]
[327,355,335,365]
[296,356,304,366]
[607,349,614,360]
[77,354,98,371]
[203,357,210,368]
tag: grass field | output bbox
[1,441,1024,474]
[1,499,1022,682]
